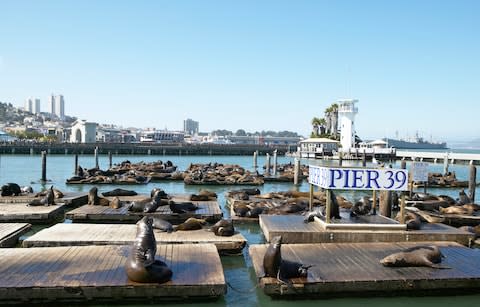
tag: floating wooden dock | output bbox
[23,223,246,255]
[250,241,480,298]
[66,197,223,224]
[259,215,474,246]
[0,223,31,247]
[0,192,88,207]
[0,244,225,303]
[0,203,68,224]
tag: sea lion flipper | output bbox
[429,263,451,269]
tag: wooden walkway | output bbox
[250,241,480,297]
[23,223,246,255]
[0,192,88,207]
[66,197,223,224]
[0,244,225,303]
[259,215,474,246]
[0,203,68,224]
[0,223,31,247]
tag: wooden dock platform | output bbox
[259,215,474,246]
[0,203,69,224]
[66,198,223,224]
[23,223,246,255]
[0,244,225,303]
[250,241,480,298]
[0,223,31,247]
[0,192,88,207]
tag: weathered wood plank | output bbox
[259,215,474,246]
[250,241,480,297]
[0,223,31,247]
[0,203,68,224]
[0,244,225,303]
[23,223,246,255]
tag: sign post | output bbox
[411,161,429,194]
[309,165,409,224]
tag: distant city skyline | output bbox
[1,1,479,142]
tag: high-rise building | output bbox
[24,97,41,114]
[183,118,199,135]
[48,94,65,119]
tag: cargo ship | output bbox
[383,133,447,150]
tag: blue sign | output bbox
[309,165,409,191]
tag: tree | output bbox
[235,129,247,136]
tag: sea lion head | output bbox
[271,235,282,247]
[380,254,404,267]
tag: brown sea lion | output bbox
[210,219,235,236]
[462,203,480,211]
[327,190,341,219]
[396,211,422,230]
[233,203,250,217]
[143,189,164,213]
[380,245,449,269]
[128,201,146,212]
[457,189,471,205]
[27,186,55,206]
[174,217,206,231]
[351,196,371,217]
[189,194,211,201]
[169,200,198,214]
[125,216,173,283]
[152,217,173,233]
[438,195,456,205]
[198,189,217,198]
[439,206,472,215]
[263,235,282,278]
[109,197,122,209]
[87,187,110,206]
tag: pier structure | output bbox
[396,150,480,165]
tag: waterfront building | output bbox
[297,137,339,158]
[183,118,199,135]
[227,135,301,145]
[24,98,40,114]
[338,99,358,151]
[140,129,184,143]
[70,120,97,143]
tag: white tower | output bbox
[338,99,358,151]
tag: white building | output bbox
[48,94,65,119]
[338,99,358,151]
[24,98,41,114]
[70,120,97,143]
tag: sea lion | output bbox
[210,219,235,236]
[233,203,250,217]
[150,188,168,199]
[27,186,55,206]
[351,196,371,217]
[304,210,324,223]
[263,235,282,278]
[199,189,217,198]
[189,194,211,201]
[325,190,341,219]
[458,189,471,205]
[125,216,173,283]
[21,186,34,194]
[438,195,456,205]
[279,259,312,281]
[380,245,449,269]
[128,201,146,212]
[102,188,138,197]
[169,200,198,214]
[1,183,21,196]
[152,217,173,233]
[174,217,206,231]
[109,197,122,209]
[35,188,64,199]
[87,187,110,206]
[396,211,422,230]
[246,206,265,218]
[458,225,480,238]
[462,203,480,211]
[143,189,165,213]
[439,205,472,215]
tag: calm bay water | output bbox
[0,153,479,307]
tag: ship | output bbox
[382,133,447,150]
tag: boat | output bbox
[383,133,447,150]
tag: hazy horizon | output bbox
[1,0,479,141]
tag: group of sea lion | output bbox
[1,182,36,197]
[184,163,264,185]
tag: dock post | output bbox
[443,153,449,174]
[469,165,477,203]
[253,151,258,168]
[293,158,300,185]
[339,151,343,166]
[41,151,47,182]
[326,189,331,223]
[30,148,33,155]
[400,194,406,224]
[74,154,79,175]
[309,184,314,211]
[362,149,366,167]
[400,160,406,170]
[94,146,99,169]
[108,151,112,169]
[273,149,277,176]
[372,190,377,215]
[265,153,271,176]
[379,190,392,218]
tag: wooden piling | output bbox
[293,158,300,185]
[272,150,277,176]
[379,190,392,218]
[41,151,47,182]
[400,160,406,170]
[339,151,343,166]
[469,165,477,203]
[94,146,99,169]
[265,153,271,175]
[108,151,112,169]
[362,149,366,167]
[74,154,79,176]
[325,189,331,223]
[443,153,449,174]
[253,151,258,168]
[400,194,406,224]
[309,184,314,212]
[372,190,377,215]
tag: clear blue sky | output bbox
[1,0,479,141]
